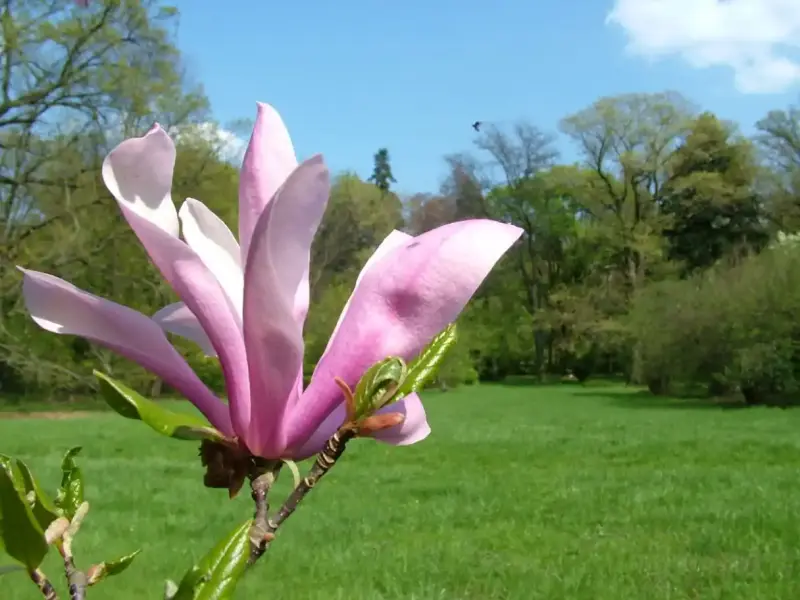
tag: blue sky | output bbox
[171,0,800,195]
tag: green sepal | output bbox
[396,323,458,398]
[171,520,251,600]
[0,460,48,570]
[94,371,226,443]
[352,357,407,418]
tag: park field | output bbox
[2,384,800,599]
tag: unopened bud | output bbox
[44,517,70,544]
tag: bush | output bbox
[434,339,478,389]
[629,246,800,403]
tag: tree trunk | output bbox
[741,386,763,406]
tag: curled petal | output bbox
[101,124,179,237]
[242,156,330,457]
[102,132,250,440]
[20,269,232,435]
[288,220,522,448]
[178,198,243,316]
[238,102,298,262]
[288,393,429,460]
[368,394,431,446]
[152,303,216,356]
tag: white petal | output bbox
[101,124,179,237]
[178,198,244,317]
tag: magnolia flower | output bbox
[20,103,522,459]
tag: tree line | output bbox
[2,1,800,406]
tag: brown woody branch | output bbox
[268,428,355,534]
[29,568,58,600]
[245,375,405,568]
[63,554,86,600]
[247,427,357,567]
[246,460,282,565]
[60,503,89,600]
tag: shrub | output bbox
[629,245,800,403]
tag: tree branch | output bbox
[246,460,281,565]
[29,568,59,600]
[60,503,89,600]
[249,427,357,567]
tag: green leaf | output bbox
[0,455,25,492]
[0,462,48,570]
[353,357,407,418]
[94,371,226,443]
[397,323,458,398]
[87,549,141,585]
[54,447,84,520]
[0,564,24,576]
[172,520,251,600]
[14,460,59,530]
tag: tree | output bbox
[755,102,800,229]
[559,92,695,292]
[662,112,769,273]
[0,0,212,395]
[442,122,573,374]
[310,172,403,294]
[404,193,458,234]
[367,147,396,194]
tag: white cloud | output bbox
[607,0,800,94]
[169,122,248,166]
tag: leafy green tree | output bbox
[0,0,213,396]
[662,112,769,273]
[559,92,695,292]
[310,173,403,293]
[441,123,568,374]
[755,102,800,230]
[367,147,396,194]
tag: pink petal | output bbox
[242,156,331,457]
[286,231,411,447]
[370,394,431,446]
[238,103,297,263]
[288,393,429,460]
[287,219,522,448]
[152,303,216,357]
[318,230,412,361]
[103,127,251,442]
[20,269,232,435]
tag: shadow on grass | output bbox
[0,394,109,414]
[499,375,628,388]
[577,389,797,411]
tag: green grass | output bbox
[2,384,800,599]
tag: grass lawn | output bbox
[2,384,800,599]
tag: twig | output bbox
[248,427,356,565]
[269,428,355,533]
[61,503,90,600]
[29,568,59,600]
[246,460,281,565]
[63,554,87,600]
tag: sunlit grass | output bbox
[2,384,800,599]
